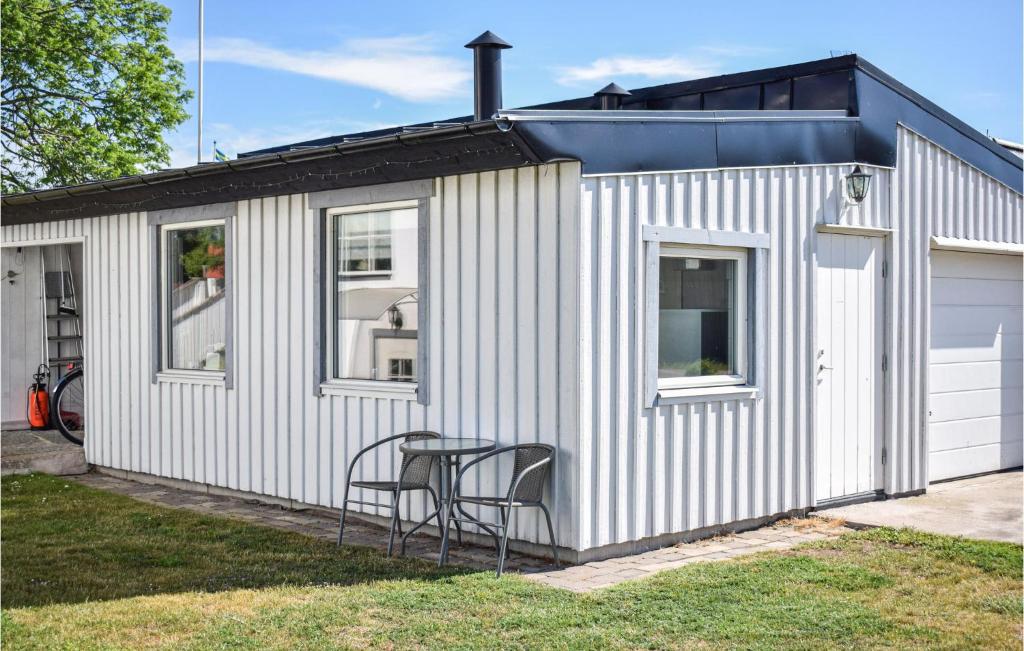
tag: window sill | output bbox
[655,385,761,405]
[319,379,417,400]
[156,370,226,387]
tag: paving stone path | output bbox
[527,525,847,592]
[72,472,849,592]
[1,430,87,476]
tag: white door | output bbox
[815,233,885,502]
[928,250,1023,482]
[1,247,45,428]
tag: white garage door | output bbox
[929,250,1023,482]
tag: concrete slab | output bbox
[1,429,87,476]
[818,471,1022,544]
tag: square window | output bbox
[656,245,747,389]
[338,211,392,276]
[388,358,415,381]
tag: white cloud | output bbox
[175,34,469,102]
[555,56,720,86]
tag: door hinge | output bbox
[881,261,888,278]
[881,448,887,465]
[881,353,887,372]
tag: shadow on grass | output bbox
[1,474,471,608]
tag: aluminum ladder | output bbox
[40,245,83,378]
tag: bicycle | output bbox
[51,363,85,446]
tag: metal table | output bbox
[396,437,496,554]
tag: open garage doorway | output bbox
[1,242,86,450]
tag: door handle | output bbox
[818,364,833,372]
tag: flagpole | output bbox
[197,0,204,164]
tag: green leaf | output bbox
[1,0,192,193]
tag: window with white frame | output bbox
[161,220,228,372]
[657,245,747,388]
[327,201,419,383]
[337,210,392,275]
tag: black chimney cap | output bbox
[465,30,512,49]
[594,82,631,97]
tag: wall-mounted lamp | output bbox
[844,165,872,204]
[386,304,403,332]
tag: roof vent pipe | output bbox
[465,31,512,121]
[594,83,631,110]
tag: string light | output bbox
[35,143,525,219]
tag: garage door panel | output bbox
[930,440,1023,483]
[931,278,1022,306]
[929,414,1024,452]
[931,250,1023,280]
[929,250,1023,482]
[929,388,1022,423]
[930,333,1022,364]
[930,360,1024,393]
[931,305,1022,337]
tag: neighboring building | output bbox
[2,35,1021,562]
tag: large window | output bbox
[328,201,419,383]
[161,221,227,372]
[657,245,746,388]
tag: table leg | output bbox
[452,460,500,550]
[448,456,463,546]
[438,456,460,566]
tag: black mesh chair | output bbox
[337,431,443,556]
[439,443,559,577]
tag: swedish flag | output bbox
[213,141,229,162]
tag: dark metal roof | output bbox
[4,54,1020,224]
[235,53,1023,192]
[238,55,1020,179]
[1,121,540,224]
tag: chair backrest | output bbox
[399,431,440,486]
[507,444,554,503]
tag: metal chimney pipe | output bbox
[594,82,631,110]
[465,31,512,121]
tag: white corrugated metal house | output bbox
[2,38,1021,562]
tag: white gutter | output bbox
[930,236,1024,256]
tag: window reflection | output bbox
[166,224,226,371]
[658,256,736,378]
[333,207,418,382]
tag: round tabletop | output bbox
[399,437,496,456]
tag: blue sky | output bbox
[162,0,1023,167]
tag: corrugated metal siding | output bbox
[578,136,1021,551]
[0,162,580,548]
[891,126,1023,491]
[6,131,1019,555]
[577,165,893,550]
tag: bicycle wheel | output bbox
[52,367,85,445]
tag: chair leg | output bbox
[336,482,352,546]
[427,487,445,535]
[496,507,513,578]
[401,488,441,556]
[538,503,560,568]
[337,501,348,547]
[387,489,401,557]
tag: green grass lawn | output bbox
[2,474,1021,650]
